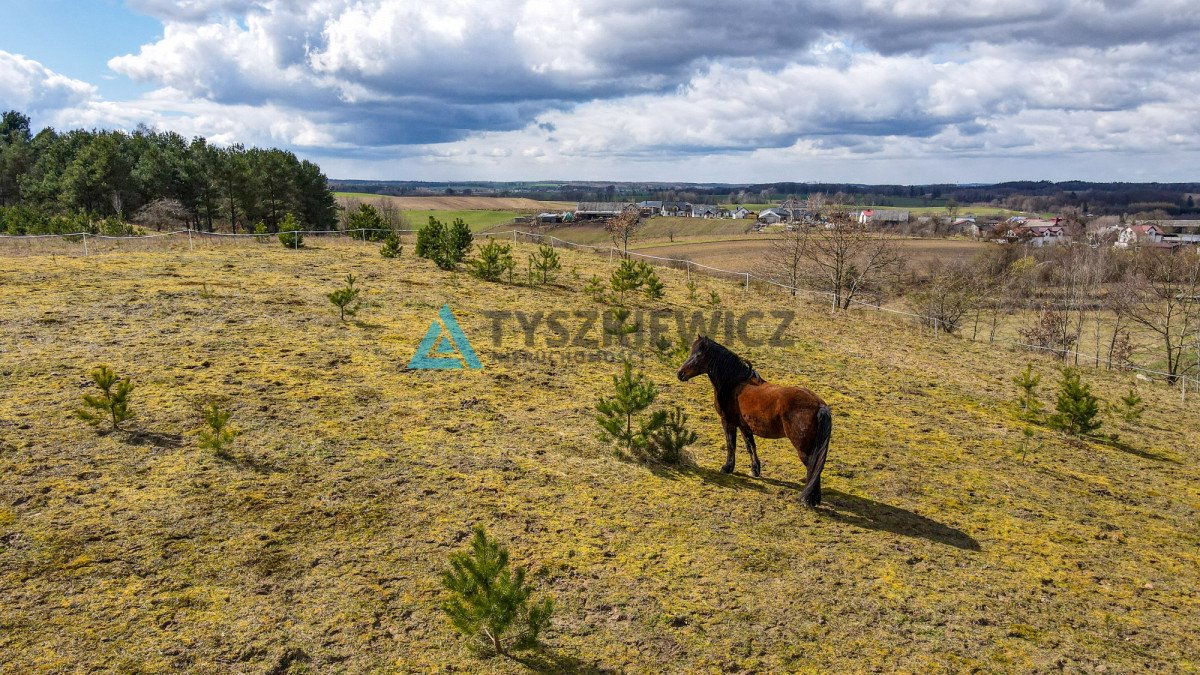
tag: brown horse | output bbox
[677,336,832,506]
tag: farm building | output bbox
[757,208,785,224]
[637,200,662,215]
[858,209,910,225]
[660,201,692,217]
[575,202,634,220]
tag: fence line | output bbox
[3,226,1196,392]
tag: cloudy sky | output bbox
[2,0,1198,183]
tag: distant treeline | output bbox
[0,110,337,235]
[330,178,1200,217]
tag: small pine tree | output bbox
[380,232,403,258]
[76,365,133,430]
[348,202,388,241]
[596,361,662,453]
[469,239,516,282]
[277,213,303,248]
[442,526,554,656]
[328,273,361,321]
[644,274,665,300]
[1117,387,1145,423]
[198,403,238,458]
[1013,363,1043,420]
[686,278,698,301]
[583,275,606,302]
[528,244,562,285]
[447,218,473,262]
[415,216,446,259]
[707,290,721,307]
[416,216,473,270]
[610,259,644,304]
[603,307,640,346]
[1050,367,1102,435]
[253,221,269,243]
[648,406,698,465]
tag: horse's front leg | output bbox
[740,427,761,477]
[721,423,737,474]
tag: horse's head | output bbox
[676,335,710,381]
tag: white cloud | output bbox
[9,1,1200,181]
[0,51,96,115]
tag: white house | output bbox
[691,204,719,218]
[1008,224,1067,247]
[1116,224,1163,248]
[731,207,752,219]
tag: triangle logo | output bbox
[407,304,482,370]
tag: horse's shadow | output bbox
[653,462,980,551]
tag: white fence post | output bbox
[188,227,194,251]
[744,272,750,291]
[82,233,88,256]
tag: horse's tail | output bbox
[800,405,832,507]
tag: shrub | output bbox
[1049,367,1102,435]
[528,244,562,285]
[686,278,698,301]
[596,360,661,454]
[278,213,303,248]
[1018,307,1075,360]
[1116,387,1145,423]
[648,406,698,465]
[1013,364,1043,420]
[198,403,238,458]
[442,526,554,656]
[416,216,472,270]
[253,221,269,242]
[469,239,516,282]
[328,273,361,321]
[380,232,403,258]
[708,290,721,307]
[76,365,133,430]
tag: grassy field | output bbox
[336,194,573,234]
[525,217,755,246]
[399,209,521,232]
[334,193,573,211]
[1,236,1198,672]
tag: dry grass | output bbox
[629,236,989,273]
[1,236,1198,672]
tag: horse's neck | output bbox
[707,369,749,396]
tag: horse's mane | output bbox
[701,337,756,392]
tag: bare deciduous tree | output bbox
[764,227,806,296]
[802,211,903,311]
[605,204,643,256]
[1112,250,1200,383]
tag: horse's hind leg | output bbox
[740,427,761,477]
[721,423,737,474]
